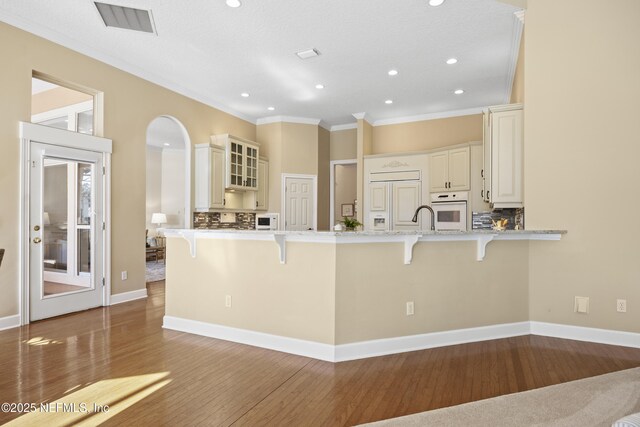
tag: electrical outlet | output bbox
[121,271,127,280]
[617,299,627,313]
[406,301,414,316]
[225,295,232,308]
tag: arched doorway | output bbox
[145,116,191,235]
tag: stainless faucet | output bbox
[411,205,435,231]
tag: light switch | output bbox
[575,296,589,314]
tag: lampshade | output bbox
[151,213,167,225]
[43,212,50,226]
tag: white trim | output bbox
[329,159,357,228]
[530,322,640,349]
[162,316,530,362]
[281,174,318,232]
[0,315,21,331]
[256,116,322,126]
[318,120,331,131]
[352,112,373,125]
[103,153,112,305]
[330,123,357,132]
[514,10,525,24]
[31,100,94,128]
[0,9,256,125]
[19,122,112,153]
[504,12,525,104]
[163,316,336,361]
[372,107,485,127]
[335,322,530,362]
[110,288,148,305]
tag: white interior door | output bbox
[284,177,315,231]
[29,142,104,321]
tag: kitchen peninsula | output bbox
[163,229,565,362]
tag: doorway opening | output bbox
[329,159,357,229]
[145,116,191,283]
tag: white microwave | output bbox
[255,213,279,230]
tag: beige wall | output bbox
[281,123,318,175]
[317,127,330,230]
[166,238,337,344]
[330,128,357,160]
[372,114,483,154]
[256,122,282,214]
[31,85,92,115]
[525,0,640,332]
[161,149,186,229]
[145,148,162,234]
[510,33,525,104]
[334,164,357,224]
[0,22,255,317]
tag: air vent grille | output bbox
[94,2,156,34]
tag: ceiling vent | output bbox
[296,48,320,60]
[94,2,156,34]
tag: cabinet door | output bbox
[256,159,269,210]
[482,111,491,202]
[369,183,388,211]
[491,109,523,205]
[227,140,244,189]
[393,181,420,228]
[211,146,226,208]
[244,144,259,190]
[448,147,470,191]
[429,151,449,192]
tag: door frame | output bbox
[281,173,317,231]
[19,122,112,325]
[329,159,357,228]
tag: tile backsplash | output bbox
[472,208,524,230]
[193,212,256,230]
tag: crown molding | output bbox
[318,120,331,131]
[504,11,525,104]
[0,9,257,125]
[330,123,357,132]
[372,107,485,127]
[352,112,373,126]
[256,115,322,126]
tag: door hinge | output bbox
[102,277,105,287]
[102,222,105,231]
[102,166,106,175]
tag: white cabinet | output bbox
[429,147,470,192]
[242,159,269,210]
[392,181,421,228]
[369,183,388,211]
[195,143,226,210]
[483,104,523,208]
[211,134,260,191]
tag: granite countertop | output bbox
[165,229,566,236]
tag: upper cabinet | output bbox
[429,146,470,192]
[483,104,524,208]
[211,134,260,191]
[194,143,226,210]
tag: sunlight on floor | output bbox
[4,372,172,426]
[22,336,63,346]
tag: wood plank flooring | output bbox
[1,281,640,426]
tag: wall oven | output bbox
[431,192,468,231]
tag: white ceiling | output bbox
[0,0,523,128]
[147,116,187,149]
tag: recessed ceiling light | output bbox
[385,99,393,104]
[454,89,464,95]
[241,92,249,97]
[296,48,320,60]
[226,0,241,8]
[388,69,398,76]
[164,143,170,146]
[267,107,275,111]
[428,0,445,6]
[315,84,324,89]
[446,58,458,65]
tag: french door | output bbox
[22,123,110,322]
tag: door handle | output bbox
[33,237,42,244]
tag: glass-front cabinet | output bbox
[211,134,260,191]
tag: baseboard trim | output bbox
[530,321,640,349]
[0,314,21,331]
[110,288,148,305]
[162,317,531,362]
[334,321,531,362]
[163,316,336,361]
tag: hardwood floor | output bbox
[1,281,640,426]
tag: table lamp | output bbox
[151,213,167,236]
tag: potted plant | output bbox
[342,217,362,231]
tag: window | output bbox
[31,76,94,135]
